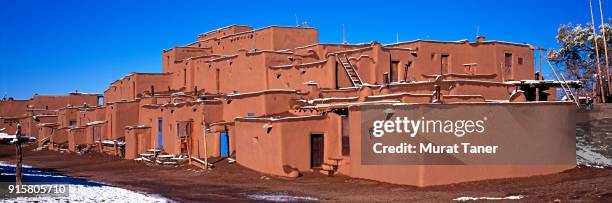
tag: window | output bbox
[166,55,170,68]
[341,117,350,156]
[504,53,513,79]
[390,61,399,82]
[440,54,449,75]
[518,57,523,65]
[504,53,512,68]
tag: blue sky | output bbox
[0,0,604,99]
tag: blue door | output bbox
[220,131,229,158]
[157,118,163,149]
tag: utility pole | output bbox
[589,0,606,102]
[598,0,611,100]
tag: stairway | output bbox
[78,144,94,155]
[336,54,363,87]
[320,157,343,176]
[36,136,50,151]
[135,149,186,166]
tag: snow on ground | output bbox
[453,195,525,201]
[576,138,612,167]
[246,192,319,202]
[1,184,168,203]
[0,161,32,168]
[0,161,169,203]
[576,117,612,168]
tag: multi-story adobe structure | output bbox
[0,93,100,138]
[1,25,577,186]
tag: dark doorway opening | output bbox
[310,133,324,168]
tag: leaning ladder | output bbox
[336,54,363,87]
[547,60,580,107]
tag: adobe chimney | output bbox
[476,36,486,43]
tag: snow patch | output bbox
[576,140,612,167]
[0,173,66,178]
[453,195,525,201]
[1,184,169,203]
[0,161,32,168]
[576,132,612,168]
[0,161,169,202]
[246,192,319,202]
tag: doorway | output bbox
[157,117,163,149]
[215,69,220,93]
[220,131,229,158]
[504,52,513,80]
[440,54,449,75]
[310,133,324,168]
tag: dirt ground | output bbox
[0,144,610,202]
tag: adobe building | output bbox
[0,25,579,187]
[0,93,100,136]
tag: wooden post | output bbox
[15,124,23,186]
[203,127,208,170]
[186,122,192,165]
[598,0,611,97]
[539,49,543,80]
[589,0,606,102]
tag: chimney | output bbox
[476,36,486,43]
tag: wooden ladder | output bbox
[547,60,580,107]
[336,54,363,87]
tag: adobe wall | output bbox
[235,114,342,177]
[22,115,57,138]
[124,127,151,159]
[67,127,87,152]
[85,123,106,144]
[235,120,284,175]
[389,41,535,82]
[196,26,318,56]
[50,128,68,145]
[345,102,575,186]
[139,102,213,157]
[160,103,205,155]
[197,25,253,41]
[106,101,139,140]
[222,90,299,120]
[104,73,172,103]
[203,123,236,158]
[0,99,29,117]
[57,107,79,128]
[30,93,98,110]
[38,126,55,142]
[164,27,318,92]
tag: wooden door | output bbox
[310,134,324,168]
[440,54,449,75]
